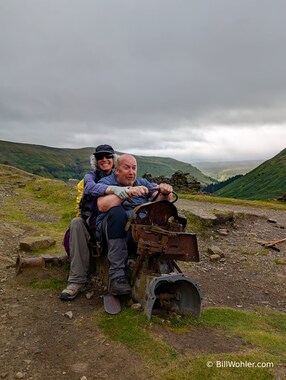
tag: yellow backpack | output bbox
[75,179,85,216]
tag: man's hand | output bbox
[109,185,149,199]
[158,183,173,195]
[151,183,173,201]
[109,186,130,200]
[128,186,149,197]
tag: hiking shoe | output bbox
[109,276,131,296]
[60,283,85,301]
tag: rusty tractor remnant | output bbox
[97,199,202,319]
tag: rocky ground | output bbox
[0,180,286,379]
[177,199,286,313]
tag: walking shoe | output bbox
[109,276,131,296]
[60,283,85,301]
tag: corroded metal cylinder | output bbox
[16,255,46,275]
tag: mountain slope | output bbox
[0,140,213,185]
[214,148,286,200]
[135,155,214,185]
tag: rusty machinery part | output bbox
[16,254,69,275]
[151,189,178,204]
[127,201,199,263]
[132,273,202,320]
[125,200,187,232]
[122,199,202,320]
[133,226,199,262]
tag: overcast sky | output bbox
[1,0,286,163]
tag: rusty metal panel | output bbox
[132,224,199,262]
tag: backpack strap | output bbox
[79,171,98,221]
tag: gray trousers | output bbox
[101,205,129,280]
[68,206,129,283]
[68,217,91,284]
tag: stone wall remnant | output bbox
[143,170,201,193]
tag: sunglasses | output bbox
[96,154,113,160]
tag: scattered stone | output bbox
[246,232,257,238]
[64,311,73,319]
[214,211,234,225]
[89,276,97,284]
[19,236,56,251]
[85,292,94,300]
[267,219,277,224]
[209,254,221,262]
[8,309,21,318]
[1,373,8,379]
[207,245,225,258]
[15,372,24,379]
[217,228,228,236]
[71,362,88,372]
[80,376,88,380]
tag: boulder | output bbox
[207,245,225,258]
[19,236,56,251]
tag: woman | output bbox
[60,144,116,301]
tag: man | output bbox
[60,144,117,301]
[96,154,173,296]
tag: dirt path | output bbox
[177,198,286,224]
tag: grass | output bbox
[95,307,286,379]
[0,173,77,252]
[200,308,286,357]
[184,211,209,234]
[95,308,177,371]
[241,250,268,256]
[29,277,66,290]
[275,259,286,265]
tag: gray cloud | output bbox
[0,0,286,162]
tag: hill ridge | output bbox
[0,139,213,186]
[215,148,286,200]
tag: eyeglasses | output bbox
[96,154,113,160]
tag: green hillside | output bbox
[0,140,213,186]
[215,148,286,200]
[135,155,214,185]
